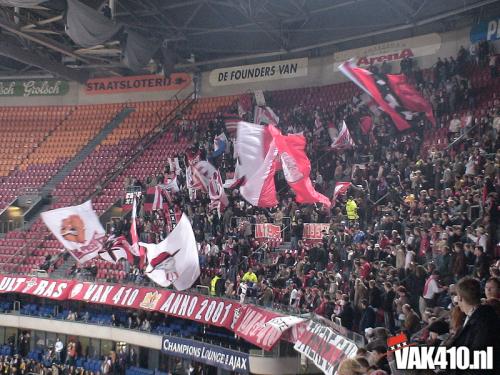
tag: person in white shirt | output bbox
[420,271,446,316]
[54,338,63,363]
[467,226,488,251]
[289,286,298,307]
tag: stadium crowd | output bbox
[22,41,499,375]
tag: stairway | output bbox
[41,106,135,198]
[50,254,74,279]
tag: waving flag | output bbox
[331,121,355,149]
[99,235,134,264]
[223,113,241,138]
[140,214,200,290]
[340,60,435,132]
[208,170,229,216]
[269,125,331,208]
[41,200,105,263]
[235,121,279,207]
[210,132,227,160]
[144,186,169,212]
[386,74,436,127]
[254,106,279,125]
[332,182,351,206]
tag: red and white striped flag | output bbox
[332,182,351,205]
[331,121,355,150]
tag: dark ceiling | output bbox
[0,0,499,81]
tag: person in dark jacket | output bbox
[368,280,382,308]
[337,295,355,331]
[382,282,396,333]
[359,299,376,333]
[446,277,500,374]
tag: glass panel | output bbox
[101,340,113,357]
[33,331,45,349]
[79,336,90,358]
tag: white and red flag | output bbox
[208,170,229,216]
[223,113,241,138]
[331,121,355,150]
[332,182,351,206]
[99,235,134,264]
[41,200,105,263]
[235,121,279,207]
[139,214,200,291]
[269,125,331,208]
[339,60,435,132]
[254,106,279,125]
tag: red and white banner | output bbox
[140,214,200,291]
[294,321,358,375]
[0,274,240,330]
[269,126,331,208]
[233,305,295,351]
[303,223,330,240]
[41,201,105,263]
[0,275,75,300]
[255,224,281,240]
[235,121,279,207]
[332,182,351,206]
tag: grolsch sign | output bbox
[0,79,69,97]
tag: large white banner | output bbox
[41,200,105,263]
[333,33,441,70]
[209,58,308,86]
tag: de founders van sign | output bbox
[0,79,69,97]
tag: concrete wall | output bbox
[0,314,311,375]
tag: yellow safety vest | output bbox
[210,276,220,296]
[346,200,358,220]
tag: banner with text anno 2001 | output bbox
[0,274,240,330]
